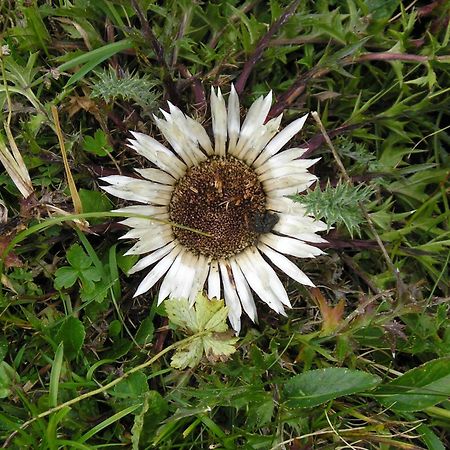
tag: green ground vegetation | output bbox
[0,0,449,448]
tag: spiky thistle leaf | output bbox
[292,181,373,237]
[91,69,160,112]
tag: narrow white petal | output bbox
[158,248,197,303]
[185,116,214,155]
[210,87,227,156]
[113,205,169,216]
[253,114,309,167]
[188,254,210,305]
[120,216,169,228]
[273,214,328,243]
[101,185,171,205]
[119,227,169,240]
[135,168,176,185]
[235,248,288,314]
[227,84,240,153]
[230,258,257,322]
[124,229,173,255]
[263,173,317,193]
[265,180,317,198]
[274,211,329,233]
[157,249,184,302]
[128,132,186,178]
[133,246,181,297]
[266,199,329,233]
[254,147,309,173]
[260,233,324,258]
[101,176,173,196]
[229,96,261,156]
[257,242,315,287]
[128,241,177,274]
[153,116,196,166]
[219,260,242,334]
[240,115,283,165]
[246,247,291,308]
[174,251,198,300]
[162,106,209,165]
[258,159,320,182]
[266,196,310,214]
[233,92,272,157]
[207,260,221,299]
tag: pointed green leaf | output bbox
[284,368,381,408]
[374,357,450,412]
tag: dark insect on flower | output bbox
[249,211,279,233]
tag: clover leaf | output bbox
[54,244,103,300]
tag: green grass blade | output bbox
[56,39,133,87]
[49,342,64,408]
[78,404,142,444]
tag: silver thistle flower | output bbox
[101,86,327,333]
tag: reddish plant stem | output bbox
[417,0,445,17]
[178,64,207,114]
[356,52,432,63]
[304,123,361,157]
[316,239,379,250]
[269,51,449,118]
[268,67,328,118]
[235,0,301,94]
[131,0,179,106]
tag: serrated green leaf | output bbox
[82,130,112,156]
[165,298,197,331]
[79,189,112,213]
[284,368,381,408]
[81,265,102,282]
[196,292,229,332]
[170,340,204,370]
[166,294,237,369]
[54,266,78,289]
[135,317,155,346]
[131,390,150,450]
[374,357,450,412]
[138,391,169,445]
[203,335,239,359]
[66,244,92,270]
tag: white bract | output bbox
[101,86,327,333]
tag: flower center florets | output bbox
[169,156,267,259]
